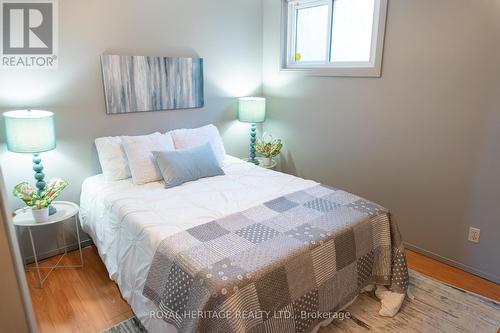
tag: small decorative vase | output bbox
[261,157,273,167]
[32,207,49,223]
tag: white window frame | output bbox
[281,0,388,77]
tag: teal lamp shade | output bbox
[3,110,56,153]
[238,97,266,123]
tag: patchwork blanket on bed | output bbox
[143,184,409,333]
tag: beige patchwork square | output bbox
[218,283,263,332]
[205,233,255,258]
[371,214,391,248]
[311,239,337,285]
[371,245,391,277]
[318,262,357,312]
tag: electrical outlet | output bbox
[468,227,480,243]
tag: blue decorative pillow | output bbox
[153,143,225,188]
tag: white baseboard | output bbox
[23,239,94,264]
[404,242,500,284]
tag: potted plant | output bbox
[255,133,283,167]
[13,178,68,223]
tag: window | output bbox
[282,0,388,77]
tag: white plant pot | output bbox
[261,157,272,167]
[32,207,49,223]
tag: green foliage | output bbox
[13,178,68,209]
[255,133,283,158]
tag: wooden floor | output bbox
[26,246,133,333]
[26,246,500,333]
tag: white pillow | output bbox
[95,136,131,181]
[121,132,175,185]
[170,124,226,164]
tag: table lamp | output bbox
[3,109,57,215]
[238,97,266,165]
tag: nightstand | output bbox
[13,201,83,288]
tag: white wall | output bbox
[0,0,264,258]
[263,0,500,282]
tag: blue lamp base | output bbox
[48,205,57,215]
[32,153,57,216]
[248,123,259,165]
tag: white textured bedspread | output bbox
[80,156,317,332]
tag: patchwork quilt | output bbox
[143,184,409,333]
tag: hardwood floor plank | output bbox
[27,246,132,333]
[406,249,500,302]
[26,246,500,333]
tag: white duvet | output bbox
[80,156,318,332]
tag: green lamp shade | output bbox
[238,97,266,123]
[3,110,56,153]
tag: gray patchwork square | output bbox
[255,266,292,312]
[285,252,317,300]
[183,279,212,328]
[292,289,319,333]
[206,258,247,283]
[346,199,385,216]
[334,229,356,270]
[231,235,305,273]
[205,233,255,258]
[216,213,256,232]
[357,249,375,287]
[187,222,230,242]
[266,205,323,232]
[285,224,328,248]
[159,263,195,315]
[303,198,341,213]
[391,248,410,292]
[143,250,175,304]
[309,207,366,234]
[242,205,280,222]
[264,197,299,213]
[353,219,374,258]
[235,223,281,244]
[285,191,316,204]
[318,262,357,312]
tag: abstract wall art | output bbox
[101,55,204,114]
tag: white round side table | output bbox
[12,201,83,288]
[244,157,278,170]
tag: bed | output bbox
[80,155,408,333]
